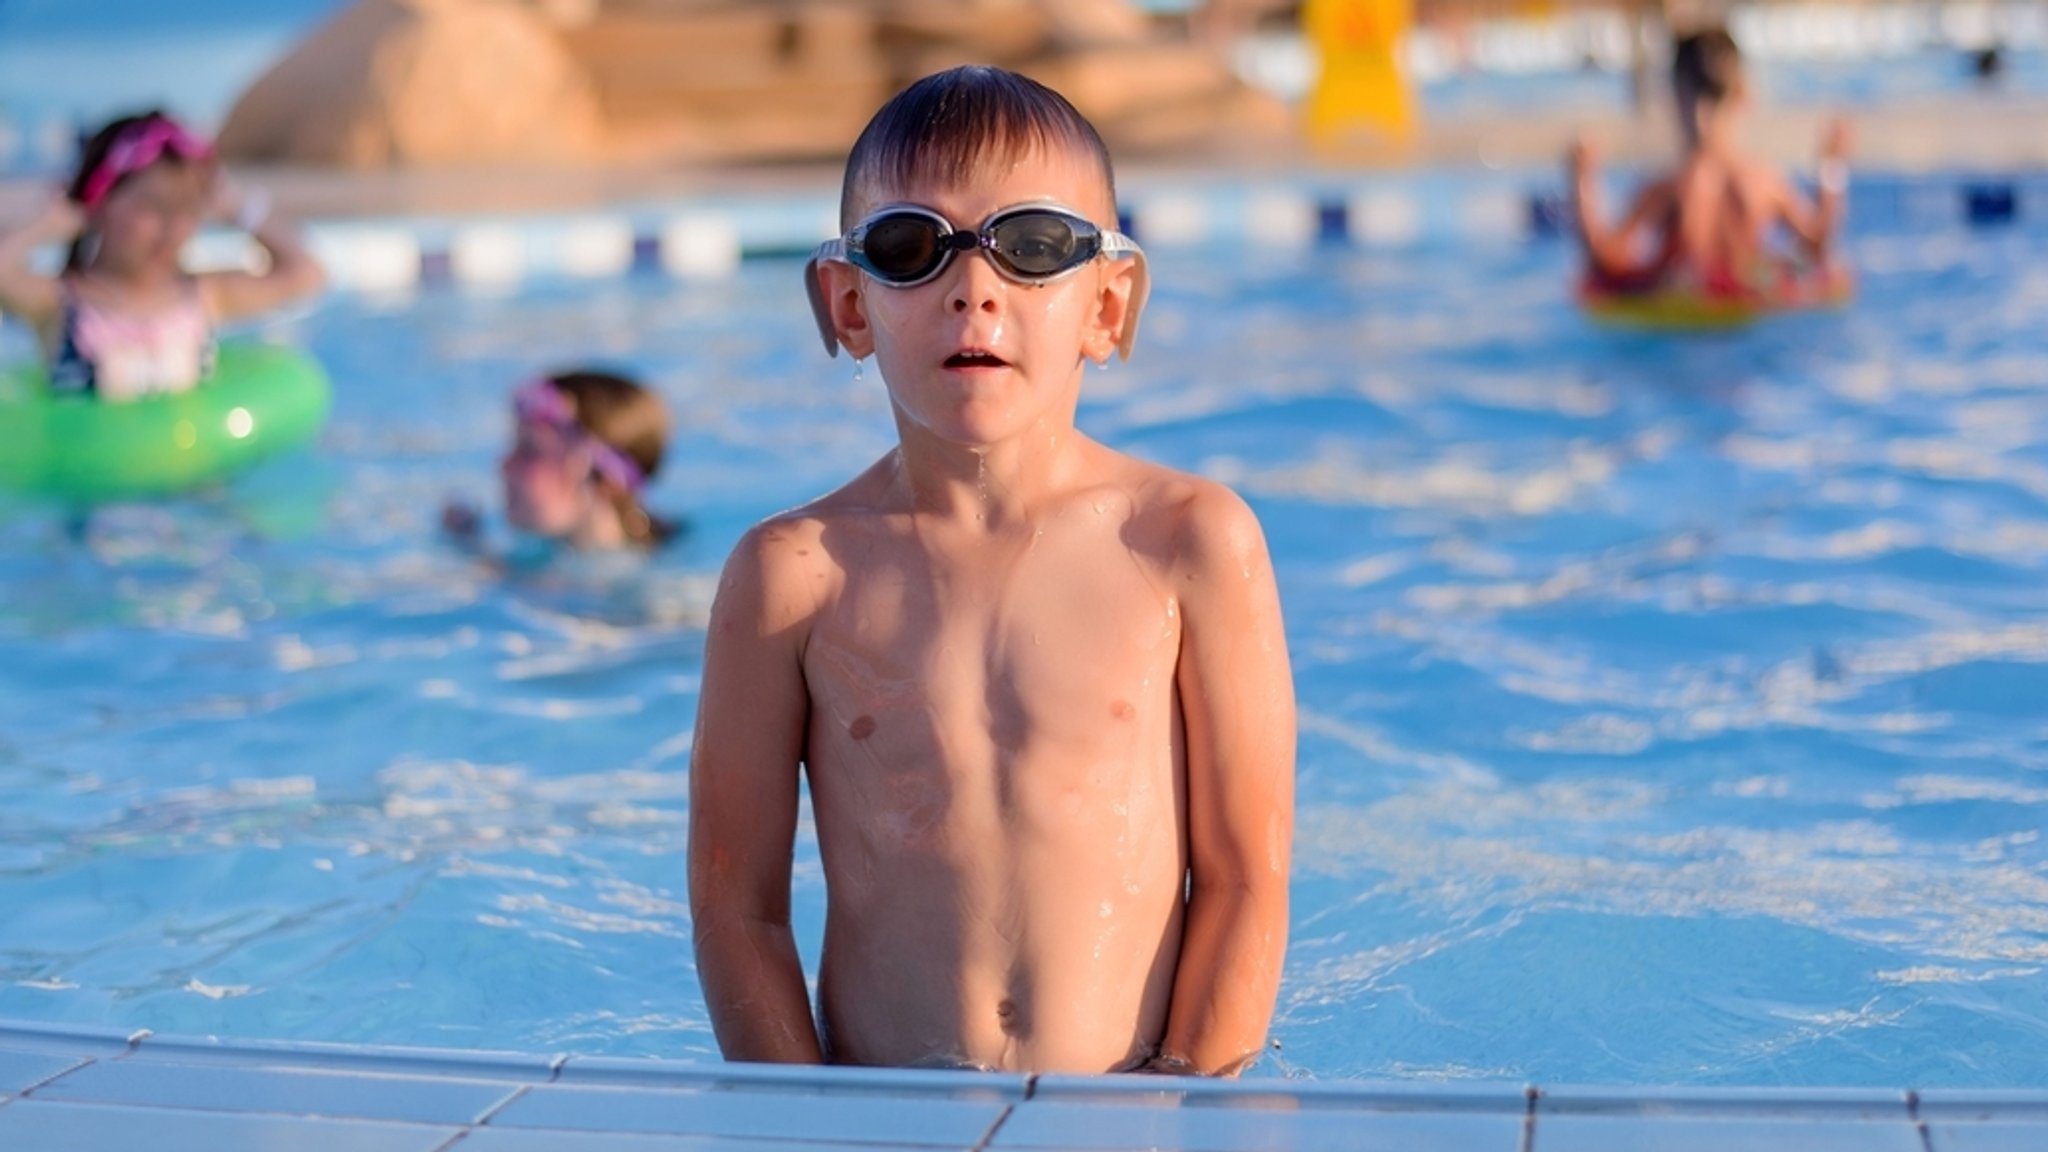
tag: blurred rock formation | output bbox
[217,0,1289,168]
[218,0,606,166]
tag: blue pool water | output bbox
[3,193,2047,1087]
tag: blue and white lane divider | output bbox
[217,171,2046,294]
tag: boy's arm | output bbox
[1158,483,1295,1077]
[1776,117,1854,260]
[688,523,826,1064]
[1570,138,1673,282]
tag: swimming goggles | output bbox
[513,378,646,495]
[805,202,1150,361]
[77,117,213,211]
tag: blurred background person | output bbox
[0,110,324,401]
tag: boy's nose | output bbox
[948,249,1005,315]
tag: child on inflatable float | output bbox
[1570,26,1854,328]
[442,369,681,556]
[0,110,326,399]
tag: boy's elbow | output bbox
[1190,859,1290,904]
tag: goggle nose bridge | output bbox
[938,227,995,257]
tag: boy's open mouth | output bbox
[944,349,1009,370]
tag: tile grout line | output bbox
[965,1074,1042,1152]
[419,1076,537,1152]
[14,1053,107,1101]
[469,1082,531,1130]
[1907,1089,1936,1152]
[426,1126,478,1152]
[971,1103,1017,1152]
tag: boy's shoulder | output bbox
[720,449,1268,601]
[1096,447,1270,573]
[719,454,900,596]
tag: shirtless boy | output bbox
[687,66,1294,1076]
[1573,26,1853,293]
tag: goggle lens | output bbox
[994,212,1087,276]
[859,214,947,282]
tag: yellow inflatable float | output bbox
[1580,264,1855,331]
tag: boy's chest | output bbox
[810,527,1182,732]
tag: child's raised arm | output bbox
[1774,117,1854,262]
[689,521,827,1064]
[1157,482,1295,1076]
[1570,137,1676,284]
[198,176,327,322]
[0,194,81,330]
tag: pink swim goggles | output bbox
[513,378,647,495]
[76,116,213,211]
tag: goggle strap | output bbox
[514,377,647,494]
[805,241,844,357]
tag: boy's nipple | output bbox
[849,715,877,740]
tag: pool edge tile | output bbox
[559,1054,1030,1100]
[130,1031,562,1083]
[0,1097,461,1152]
[1032,1072,1531,1114]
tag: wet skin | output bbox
[689,143,1295,1074]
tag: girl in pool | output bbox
[444,369,680,554]
[1571,27,1853,298]
[0,109,325,401]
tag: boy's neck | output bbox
[891,413,1085,529]
[1687,104,1743,157]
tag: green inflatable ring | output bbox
[0,342,330,502]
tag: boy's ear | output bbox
[807,259,875,360]
[1082,254,1148,364]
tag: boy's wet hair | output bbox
[840,66,1116,228]
[1671,27,1744,106]
[551,370,680,548]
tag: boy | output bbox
[687,66,1294,1076]
[1572,26,1853,294]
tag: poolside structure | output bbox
[2,1019,2042,1151]
[215,0,1287,168]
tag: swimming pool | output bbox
[2,172,2045,1088]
